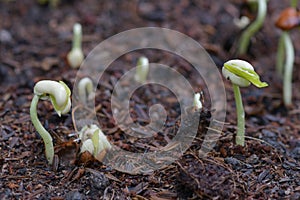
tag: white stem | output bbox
[193,93,202,110]
[78,77,94,104]
[134,56,149,83]
[282,31,294,106]
[30,95,54,164]
[72,23,82,50]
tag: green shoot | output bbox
[223,59,268,146]
[275,7,297,106]
[238,0,267,55]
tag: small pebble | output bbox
[138,2,165,21]
[224,157,241,169]
[262,129,277,138]
[0,29,12,43]
[65,190,84,200]
[88,170,110,190]
[247,154,259,164]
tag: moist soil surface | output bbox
[0,0,299,199]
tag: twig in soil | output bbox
[289,109,300,115]
[71,105,81,133]
[26,187,47,199]
[61,166,79,184]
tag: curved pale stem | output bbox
[282,31,294,106]
[232,84,245,146]
[238,0,267,55]
[276,33,285,76]
[78,77,93,104]
[30,95,54,164]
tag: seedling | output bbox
[276,31,294,107]
[78,77,94,104]
[134,56,149,83]
[222,59,268,146]
[234,16,250,29]
[79,124,111,161]
[275,7,299,106]
[238,0,267,55]
[30,80,71,164]
[67,23,84,68]
[193,92,203,110]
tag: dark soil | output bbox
[0,0,299,199]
